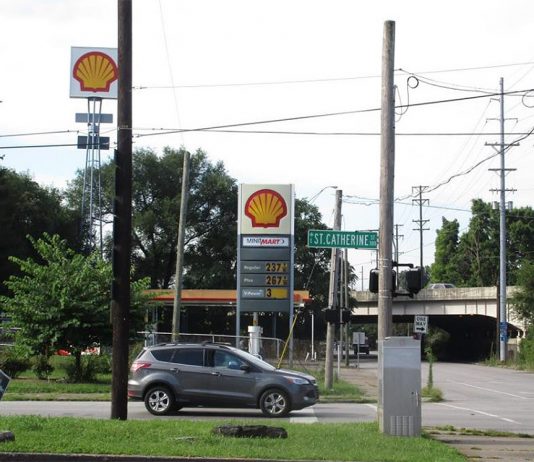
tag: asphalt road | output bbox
[1,362,533,433]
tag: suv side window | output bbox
[212,350,246,370]
[150,348,174,362]
[171,348,204,366]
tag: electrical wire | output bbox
[0,130,79,138]
[133,87,534,138]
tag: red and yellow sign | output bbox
[239,184,294,235]
[73,51,118,92]
[70,47,118,99]
[244,189,287,228]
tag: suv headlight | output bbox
[284,376,309,385]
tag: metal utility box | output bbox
[378,337,421,436]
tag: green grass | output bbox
[421,386,443,402]
[290,364,366,401]
[0,416,465,461]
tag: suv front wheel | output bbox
[260,388,290,417]
[144,385,177,416]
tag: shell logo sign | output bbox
[70,47,118,99]
[239,184,294,236]
[244,189,287,228]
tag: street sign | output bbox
[414,315,428,334]
[75,113,113,124]
[307,229,377,249]
[0,369,11,400]
[77,136,110,150]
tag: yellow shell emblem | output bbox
[73,51,118,93]
[245,189,287,228]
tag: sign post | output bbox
[414,315,428,335]
[0,369,11,401]
[237,185,295,361]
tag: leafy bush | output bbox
[64,355,108,383]
[0,349,31,378]
[518,331,534,370]
[32,355,54,379]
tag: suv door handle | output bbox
[211,371,221,376]
[170,368,179,372]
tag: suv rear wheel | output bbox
[144,385,177,416]
[260,388,290,417]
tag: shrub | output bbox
[32,355,54,379]
[519,331,534,370]
[64,355,107,383]
[0,349,31,378]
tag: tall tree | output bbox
[430,217,462,285]
[1,234,148,379]
[65,147,238,289]
[431,199,534,287]
[0,168,79,295]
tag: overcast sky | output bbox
[2,0,534,289]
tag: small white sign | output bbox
[414,315,428,334]
[242,236,289,247]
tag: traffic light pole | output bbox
[378,20,395,342]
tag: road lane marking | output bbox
[290,408,318,423]
[436,403,521,424]
[453,382,529,399]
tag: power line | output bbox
[0,130,79,138]
[132,61,534,90]
[133,87,534,138]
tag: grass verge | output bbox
[0,416,465,462]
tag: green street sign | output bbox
[307,229,378,249]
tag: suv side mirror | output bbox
[240,364,251,373]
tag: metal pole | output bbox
[344,249,350,366]
[172,151,191,342]
[378,20,395,433]
[498,77,507,362]
[325,189,342,390]
[111,0,132,421]
[378,20,395,342]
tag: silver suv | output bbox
[128,342,319,417]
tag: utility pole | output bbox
[412,186,429,269]
[394,224,404,263]
[344,248,350,367]
[378,20,395,343]
[324,189,342,390]
[111,0,132,421]
[488,77,517,362]
[172,151,191,342]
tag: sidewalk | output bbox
[338,361,534,461]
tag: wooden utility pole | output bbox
[111,0,132,421]
[172,151,191,342]
[378,20,395,342]
[324,189,342,390]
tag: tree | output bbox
[511,260,534,327]
[1,234,149,380]
[65,147,238,289]
[430,218,462,285]
[430,199,534,287]
[0,168,79,295]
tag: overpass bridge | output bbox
[351,286,526,360]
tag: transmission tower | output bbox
[78,97,108,255]
[412,186,429,268]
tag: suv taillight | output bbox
[130,361,152,372]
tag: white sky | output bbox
[2,0,534,289]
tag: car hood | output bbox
[277,369,316,383]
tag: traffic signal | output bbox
[368,269,396,294]
[369,269,379,293]
[404,267,424,294]
[341,309,351,323]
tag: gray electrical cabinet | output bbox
[378,337,421,436]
